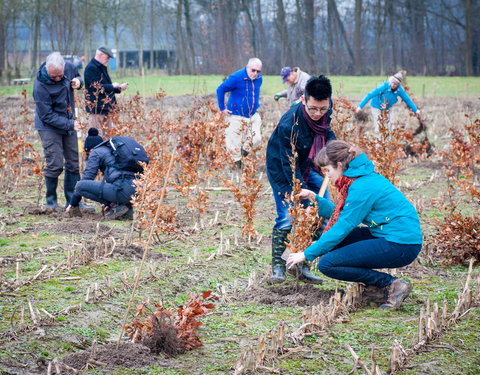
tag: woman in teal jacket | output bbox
[355,72,420,135]
[286,140,422,309]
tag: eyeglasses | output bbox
[305,105,329,114]
[250,68,261,73]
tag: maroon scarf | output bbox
[301,103,330,161]
[324,175,357,233]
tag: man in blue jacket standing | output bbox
[266,76,336,284]
[84,46,128,133]
[355,72,420,135]
[216,58,263,168]
[33,52,83,210]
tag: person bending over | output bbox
[287,140,422,309]
[66,128,143,220]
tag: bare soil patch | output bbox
[239,284,341,307]
[59,343,162,371]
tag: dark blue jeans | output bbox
[74,178,135,206]
[318,227,421,287]
[272,169,330,230]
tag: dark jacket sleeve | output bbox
[82,149,102,181]
[33,84,74,131]
[85,64,118,94]
[277,115,306,191]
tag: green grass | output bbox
[2,74,479,98]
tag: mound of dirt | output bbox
[113,244,167,260]
[239,284,340,307]
[60,343,161,370]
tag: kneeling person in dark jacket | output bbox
[66,128,139,220]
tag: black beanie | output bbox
[84,128,104,152]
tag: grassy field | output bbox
[0,92,478,374]
[1,74,479,98]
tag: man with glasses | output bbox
[216,57,263,168]
[33,52,83,211]
[266,76,336,284]
[84,46,128,133]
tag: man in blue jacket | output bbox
[33,52,83,210]
[216,58,263,168]
[84,46,128,133]
[266,76,336,284]
[355,72,420,135]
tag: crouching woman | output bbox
[286,140,422,309]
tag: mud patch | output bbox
[239,284,340,307]
[38,220,111,236]
[60,343,162,371]
[113,244,167,260]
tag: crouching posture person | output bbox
[66,129,148,220]
[266,76,336,284]
[287,140,422,309]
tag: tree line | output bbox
[0,0,478,79]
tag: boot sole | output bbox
[104,206,129,220]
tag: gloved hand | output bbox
[274,94,281,101]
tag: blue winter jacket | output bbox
[33,61,83,134]
[266,103,336,195]
[216,67,262,118]
[70,145,136,206]
[358,81,418,112]
[304,153,422,261]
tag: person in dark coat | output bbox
[66,128,136,220]
[84,46,128,133]
[33,51,83,210]
[266,75,336,284]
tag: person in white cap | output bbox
[355,72,420,134]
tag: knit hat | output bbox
[280,67,292,83]
[84,128,104,152]
[390,72,403,85]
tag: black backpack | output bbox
[100,136,149,173]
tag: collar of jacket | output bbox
[38,62,62,85]
[92,58,107,69]
[242,67,262,81]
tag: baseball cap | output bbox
[280,67,292,83]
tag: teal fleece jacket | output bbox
[304,153,422,261]
[358,81,418,112]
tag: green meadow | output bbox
[1,74,479,98]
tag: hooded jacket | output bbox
[216,67,262,118]
[358,81,418,112]
[33,61,83,134]
[266,103,336,195]
[304,153,422,261]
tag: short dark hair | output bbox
[304,75,332,102]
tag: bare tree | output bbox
[354,0,363,75]
[275,0,292,67]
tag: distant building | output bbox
[117,49,175,69]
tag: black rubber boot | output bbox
[267,228,290,284]
[297,262,324,284]
[45,176,61,211]
[64,171,80,207]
